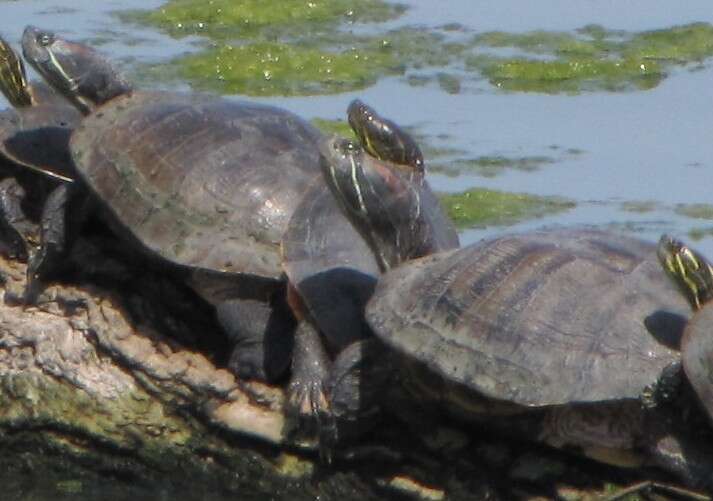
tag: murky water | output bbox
[2,0,713,255]
[0,1,712,497]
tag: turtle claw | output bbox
[287,375,338,461]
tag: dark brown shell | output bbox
[0,85,80,178]
[366,230,690,407]
[682,303,713,421]
[70,91,323,284]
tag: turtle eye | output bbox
[38,34,53,46]
[334,138,357,154]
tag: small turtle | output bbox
[0,35,81,259]
[657,235,713,426]
[320,137,713,488]
[19,26,459,441]
[0,34,78,182]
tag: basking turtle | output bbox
[0,34,78,182]
[0,35,79,259]
[19,26,459,436]
[319,138,713,487]
[657,235,713,426]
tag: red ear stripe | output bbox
[286,282,306,322]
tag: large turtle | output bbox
[657,235,713,427]
[18,26,459,437]
[319,137,713,488]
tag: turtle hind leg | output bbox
[23,183,88,304]
[219,296,295,383]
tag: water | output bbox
[2,0,713,255]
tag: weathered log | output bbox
[0,236,703,500]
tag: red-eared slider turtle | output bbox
[0,34,78,182]
[320,138,713,487]
[20,26,459,439]
[658,235,713,426]
[0,35,80,259]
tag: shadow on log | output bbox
[0,235,706,500]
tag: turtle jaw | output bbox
[346,99,376,154]
[657,234,713,310]
[346,99,425,175]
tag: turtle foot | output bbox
[286,320,338,459]
[286,373,337,461]
[641,361,683,410]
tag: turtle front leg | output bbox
[284,283,337,454]
[0,177,32,261]
[24,183,88,303]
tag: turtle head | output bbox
[0,35,33,107]
[21,26,131,115]
[347,99,424,175]
[319,135,427,272]
[657,234,713,310]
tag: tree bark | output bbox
[0,239,703,500]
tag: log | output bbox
[0,237,703,500]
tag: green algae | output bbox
[469,23,713,93]
[471,56,663,93]
[433,155,555,178]
[56,480,83,494]
[624,23,713,62]
[311,118,356,139]
[438,188,575,229]
[177,41,400,96]
[688,227,713,241]
[128,0,713,96]
[437,72,461,94]
[620,200,659,213]
[126,0,405,39]
[675,203,713,220]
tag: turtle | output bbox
[318,136,713,488]
[0,34,78,182]
[0,35,81,260]
[18,26,459,439]
[657,234,713,427]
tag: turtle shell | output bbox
[69,91,323,288]
[366,230,690,407]
[682,303,713,422]
[0,87,80,180]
